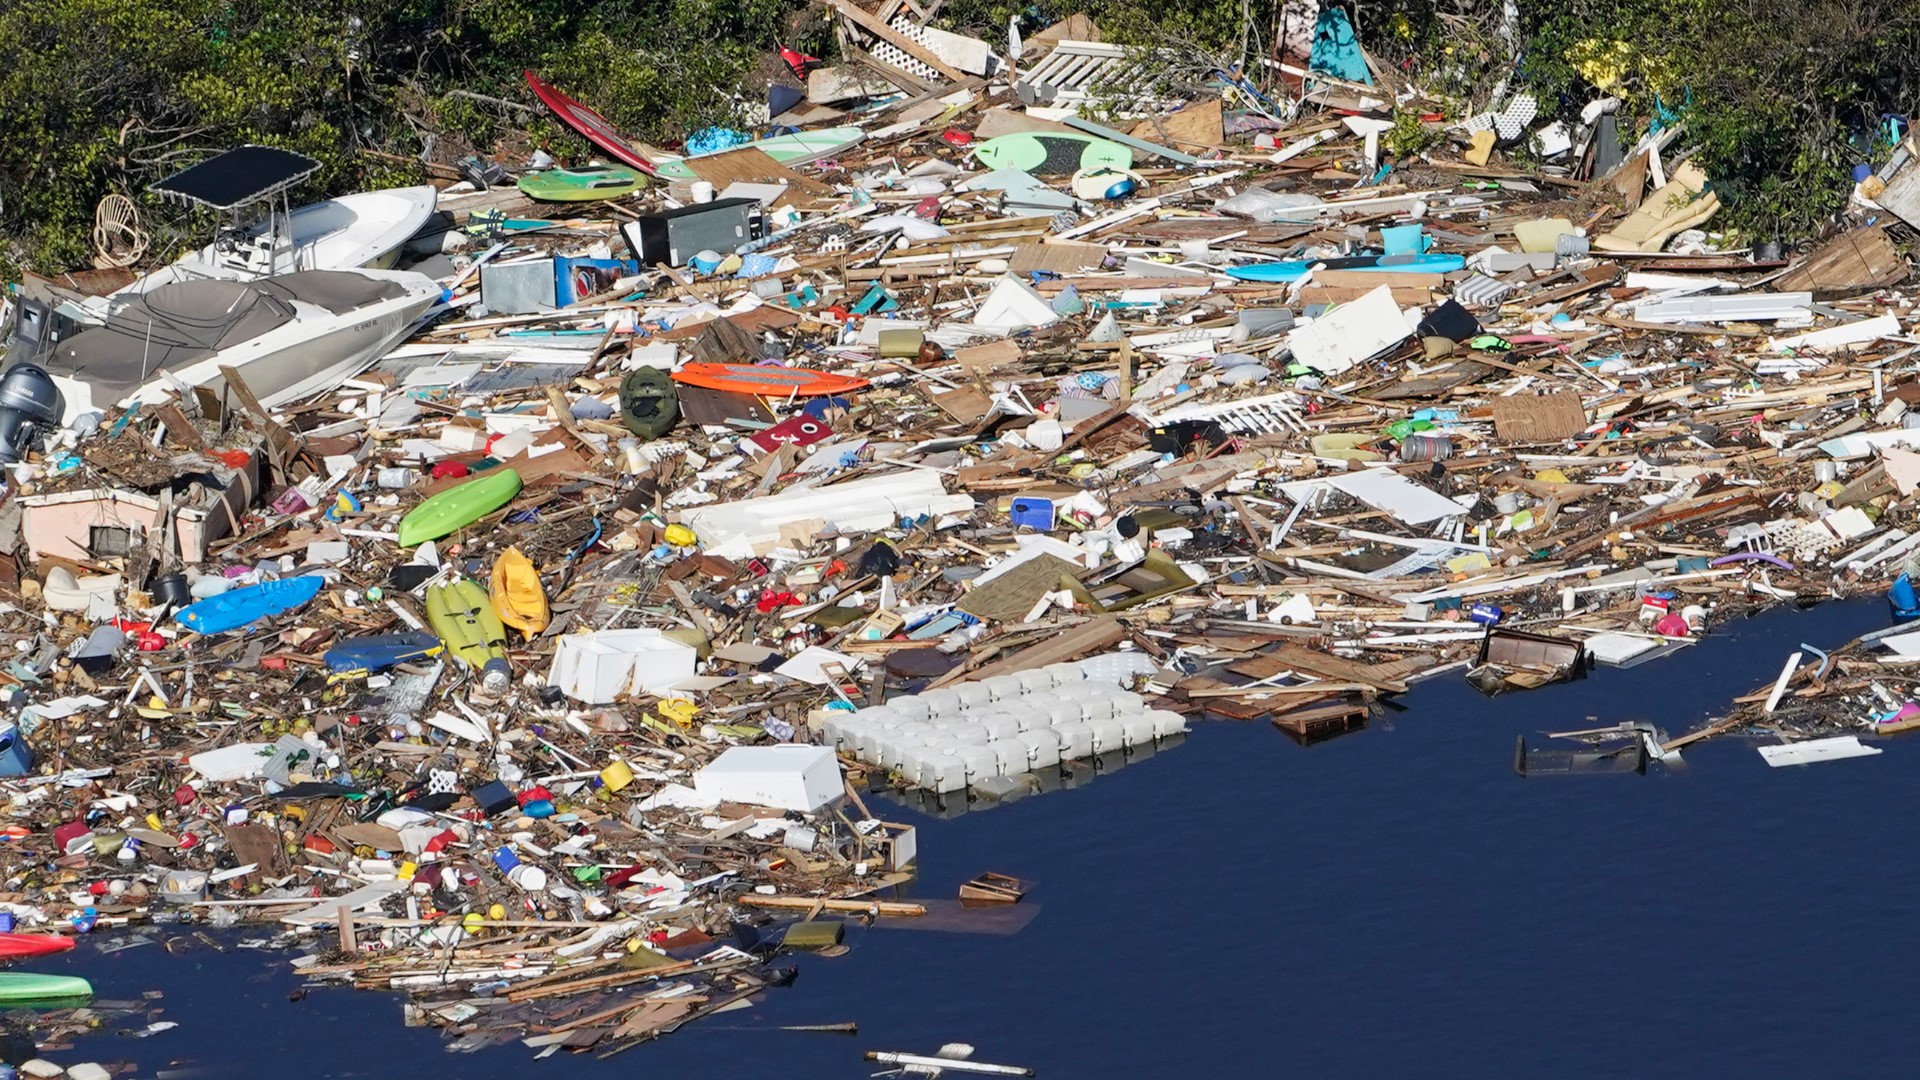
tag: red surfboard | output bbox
[0,934,76,960]
[671,363,869,397]
[523,71,657,177]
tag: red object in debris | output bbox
[87,880,109,896]
[113,619,152,634]
[822,305,852,324]
[304,834,337,856]
[424,829,458,855]
[746,414,834,456]
[51,820,89,852]
[0,933,75,959]
[178,832,199,850]
[517,786,553,807]
[1654,612,1692,638]
[136,632,166,652]
[432,461,470,480]
[778,45,822,79]
[260,656,288,670]
[215,450,252,469]
[756,589,800,613]
[942,128,974,147]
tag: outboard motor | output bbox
[0,364,65,464]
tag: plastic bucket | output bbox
[0,728,32,777]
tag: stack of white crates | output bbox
[818,655,1187,794]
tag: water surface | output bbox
[39,600,1907,1079]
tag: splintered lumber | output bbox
[737,895,926,917]
[1228,643,1413,693]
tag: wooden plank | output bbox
[1228,642,1411,693]
[941,615,1126,685]
[829,0,967,83]
[1298,285,1432,307]
[1314,269,1452,289]
[1774,225,1908,294]
[1491,391,1588,442]
[685,146,834,202]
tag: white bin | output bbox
[1014,729,1061,769]
[1147,710,1188,737]
[990,740,1030,775]
[955,745,1002,783]
[1053,722,1095,760]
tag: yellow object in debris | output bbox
[463,912,485,935]
[656,698,699,726]
[488,903,506,921]
[1446,552,1493,575]
[489,546,550,639]
[600,758,635,793]
[663,524,698,547]
[1569,38,1634,95]
[1534,469,1571,484]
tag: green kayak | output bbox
[516,165,646,202]
[0,972,93,1004]
[398,468,523,548]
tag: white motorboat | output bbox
[41,268,442,418]
[117,186,439,297]
[109,146,438,300]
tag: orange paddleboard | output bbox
[671,363,869,397]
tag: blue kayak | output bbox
[323,631,445,673]
[176,575,326,636]
[1226,252,1465,283]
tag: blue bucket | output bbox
[0,728,32,777]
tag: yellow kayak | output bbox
[490,546,550,639]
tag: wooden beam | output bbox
[828,0,966,83]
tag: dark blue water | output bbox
[39,599,1911,1078]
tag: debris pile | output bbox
[4,4,1920,1059]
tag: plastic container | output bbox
[0,728,31,778]
[1086,716,1126,754]
[1014,730,1062,770]
[978,715,1023,741]
[1053,722,1095,760]
[1399,435,1454,462]
[1147,710,1189,738]
[990,740,1030,775]
[1119,713,1159,748]
[955,745,1002,783]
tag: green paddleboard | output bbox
[398,468,524,548]
[972,132,1133,176]
[516,165,646,202]
[0,973,92,1005]
[652,127,865,180]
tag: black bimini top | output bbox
[149,146,322,211]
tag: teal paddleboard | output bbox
[653,127,866,180]
[1226,252,1465,283]
[973,132,1132,176]
[516,165,646,202]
